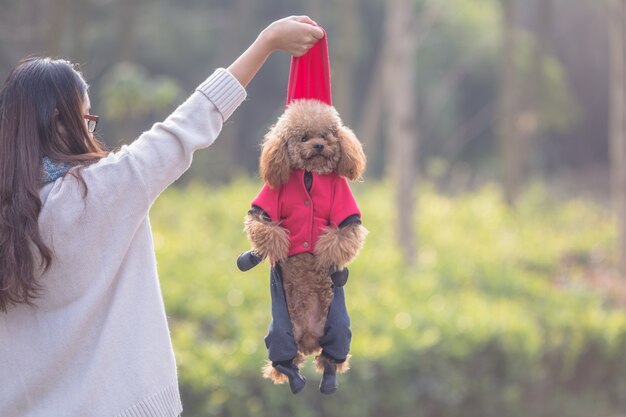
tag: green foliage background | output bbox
[152,179,626,417]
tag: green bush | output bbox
[152,179,626,417]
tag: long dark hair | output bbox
[0,57,107,312]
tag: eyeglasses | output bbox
[83,114,99,133]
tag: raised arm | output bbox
[228,16,324,87]
[113,16,324,204]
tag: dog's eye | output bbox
[301,135,309,142]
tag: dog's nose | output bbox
[314,144,324,153]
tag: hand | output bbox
[258,16,325,57]
[227,16,324,87]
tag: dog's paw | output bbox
[315,224,367,271]
[244,214,290,263]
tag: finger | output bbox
[292,16,324,40]
[309,26,324,40]
[293,15,318,26]
[300,44,314,55]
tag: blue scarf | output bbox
[41,156,72,184]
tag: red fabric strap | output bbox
[286,28,332,106]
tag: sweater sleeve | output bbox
[126,68,246,203]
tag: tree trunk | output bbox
[333,0,359,123]
[513,0,552,193]
[70,0,87,62]
[499,0,522,204]
[609,0,626,272]
[358,38,387,177]
[117,0,140,62]
[23,0,45,53]
[384,0,418,265]
[360,1,444,180]
[209,1,255,181]
[46,0,70,55]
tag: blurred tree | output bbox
[0,0,608,195]
[117,0,140,62]
[416,0,500,188]
[47,0,70,56]
[498,0,523,204]
[515,0,551,190]
[504,0,579,184]
[359,25,387,178]
[100,62,182,144]
[69,0,88,62]
[609,0,626,271]
[197,0,256,182]
[384,0,419,265]
[332,0,359,123]
[545,1,609,170]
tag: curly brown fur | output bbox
[262,353,306,384]
[281,253,334,355]
[262,362,289,384]
[259,99,366,187]
[315,354,351,374]
[315,224,368,271]
[336,125,366,181]
[253,99,367,385]
[244,213,290,263]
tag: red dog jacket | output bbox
[252,169,361,257]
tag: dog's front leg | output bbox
[244,208,290,265]
[314,222,367,272]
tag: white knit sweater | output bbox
[0,69,246,417]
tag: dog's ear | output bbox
[259,127,291,188]
[336,125,366,180]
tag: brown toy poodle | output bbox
[239,98,367,394]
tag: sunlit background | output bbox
[4,1,626,416]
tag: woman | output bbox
[0,16,323,417]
